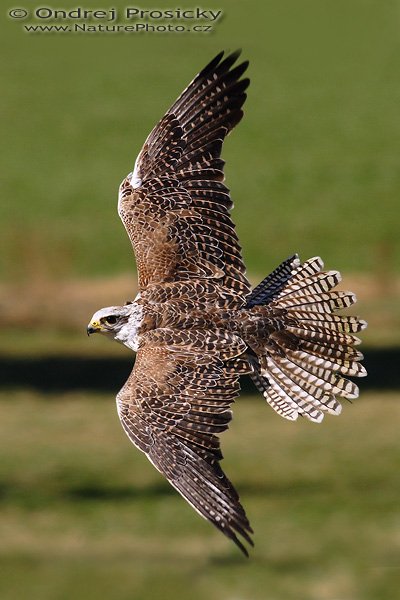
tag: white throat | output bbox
[114,300,144,352]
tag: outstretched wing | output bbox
[118,51,251,304]
[116,328,254,555]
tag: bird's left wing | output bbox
[116,327,254,555]
[118,51,251,304]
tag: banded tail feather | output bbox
[248,256,367,423]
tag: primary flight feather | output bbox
[87,51,366,556]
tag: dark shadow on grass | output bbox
[0,476,354,508]
[68,479,330,502]
[66,481,174,502]
[0,347,398,392]
[0,480,175,507]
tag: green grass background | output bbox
[1,1,400,598]
[0,390,399,599]
[1,0,399,280]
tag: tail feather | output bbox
[265,387,300,420]
[265,357,326,423]
[245,254,300,308]
[287,348,367,378]
[247,255,367,423]
[289,310,367,333]
[299,339,363,362]
[275,291,357,313]
[274,355,359,400]
[289,256,325,280]
[276,271,341,299]
[286,326,362,348]
[250,365,299,420]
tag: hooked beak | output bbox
[87,322,101,336]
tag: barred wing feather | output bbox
[116,328,254,555]
[118,51,251,303]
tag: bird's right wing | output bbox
[118,51,251,305]
[116,327,254,556]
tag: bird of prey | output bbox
[87,51,367,556]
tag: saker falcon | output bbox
[87,51,367,556]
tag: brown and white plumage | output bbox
[118,50,250,299]
[88,51,366,556]
[116,329,253,554]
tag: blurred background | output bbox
[1,0,399,598]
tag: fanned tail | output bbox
[247,256,367,423]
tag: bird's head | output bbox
[87,305,130,338]
[87,302,143,351]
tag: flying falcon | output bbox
[87,51,367,556]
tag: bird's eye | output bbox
[105,315,118,325]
